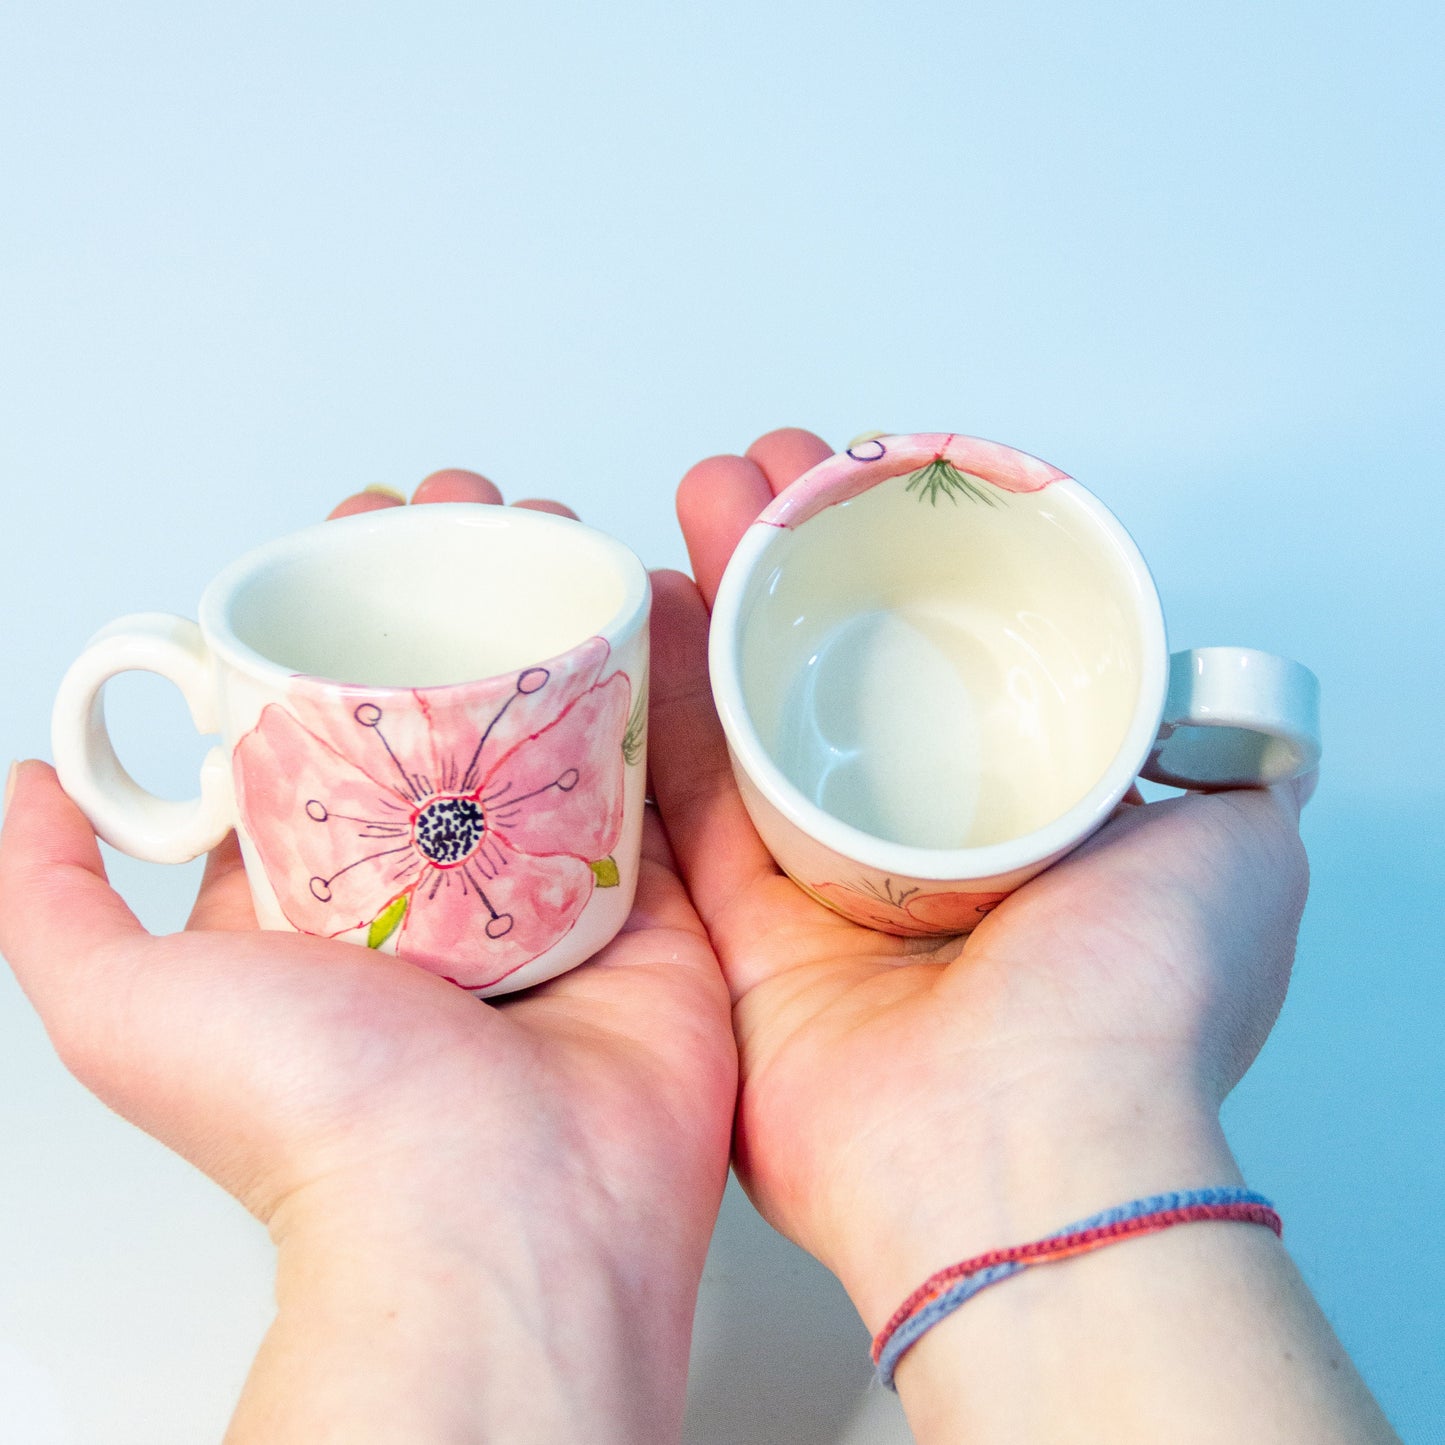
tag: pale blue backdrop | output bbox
[1,2,1440,1441]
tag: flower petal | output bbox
[805,879,1004,937]
[905,889,1010,931]
[462,636,612,772]
[234,703,424,935]
[396,841,595,989]
[286,683,463,803]
[761,433,1069,528]
[809,881,920,933]
[286,637,613,803]
[481,670,629,862]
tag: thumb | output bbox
[0,760,146,1012]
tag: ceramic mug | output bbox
[52,504,651,997]
[708,432,1320,936]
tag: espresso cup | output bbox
[52,504,651,996]
[708,432,1320,935]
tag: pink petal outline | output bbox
[482,670,630,863]
[761,433,1070,529]
[235,638,626,978]
[808,879,1007,937]
[234,703,423,936]
[396,839,595,988]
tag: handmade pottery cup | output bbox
[52,504,651,996]
[708,432,1320,936]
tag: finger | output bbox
[186,832,258,932]
[512,498,580,519]
[1259,777,1305,827]
[647,570,775,929]
[1104,783,1149,825]
[744,427,834,495]
[328,486,406,520]
[1291,768,1319,810]
[0,762,146,1003]
[675,454,774,609]
[615,807,712,940]
[411,468,504,506]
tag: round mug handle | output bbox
[1141,647,1321,791]
[51,613,234,863]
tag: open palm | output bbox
[0,474,735,1269]
[660,429,1309,1324]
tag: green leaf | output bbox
[367,894,409,949]
[590,856,621,888]
[902,459,1002,508]
[622,671,648,767]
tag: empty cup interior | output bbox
[735,477,1149,850]
[213,506,643,688]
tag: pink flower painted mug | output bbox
[52,504,651,996]
[707,432,1321,936]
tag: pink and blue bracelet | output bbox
[871,1186,1282,1389]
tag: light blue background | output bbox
[2,2,1440,1440]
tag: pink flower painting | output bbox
[233,637,634,991]
[759,432,1068,530]
[808,877,1010,937]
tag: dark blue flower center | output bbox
[413,795,485,865]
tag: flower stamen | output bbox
[413,794,487,866]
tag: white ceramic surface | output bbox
[709,433,1321,934]
[51,504,651,997]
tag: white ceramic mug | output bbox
[708,432,1320,936]
[52,504,651,996]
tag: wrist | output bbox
[836,1086,1400,1445]
[230,1181,702,1444]
[821,1055,1240,1335]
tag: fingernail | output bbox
[3,760,18,815]
[363,484,407,503]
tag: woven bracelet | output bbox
[871,1186,1281,1389]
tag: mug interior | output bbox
[735,476,1151,850]
[206,505,645,688]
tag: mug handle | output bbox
[50,613,234,863]
[1140,647,1321,791]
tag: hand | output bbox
[664,428,1305,1297]
[0,470,736,1445]
[657,430,1395,1444]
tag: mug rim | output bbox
[708,443,1170,881]
[197,503,652,691]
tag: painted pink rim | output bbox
[759,431,1069,529]
[709,432,1170,882]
